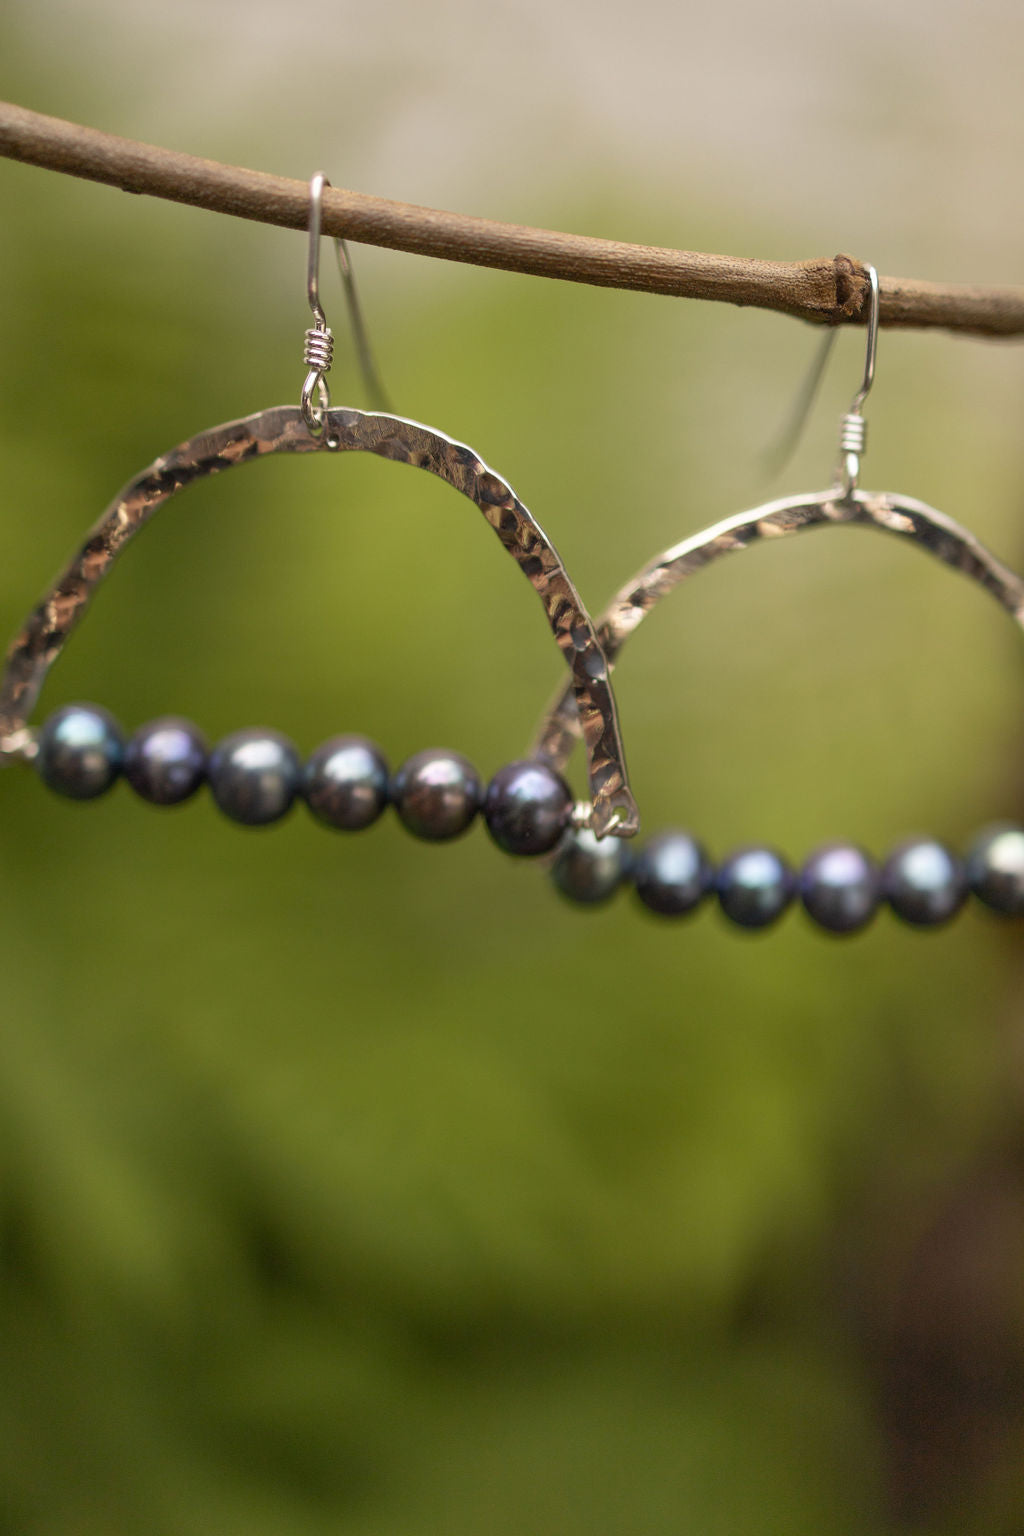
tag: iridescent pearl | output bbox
[882,838,967,927]
[391,749,482,841]
[484,761,573,856]
[632,830,714,917]
[717,846,795,929]
[550,825,629,905]
[966,824,1024,917]
[124,716,207,806]
[36,702,123,800]
[304,735,389,831]
[800,842,880,934]
[208,728,301,826]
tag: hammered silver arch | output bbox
[0,404,638,836]
[533,487,1024,772]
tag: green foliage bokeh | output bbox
[2,78,1024,1536]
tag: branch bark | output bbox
[1,101,1022,338]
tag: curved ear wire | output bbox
[0,404,639,838]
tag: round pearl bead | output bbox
[632,830,714,917]
[800,842,880,934]
[391,749,481,841]
[717,846,795,929]
[304,735,389,831]
[208,728,301,826]
[124,716,207,806]
[882,838,966,927]
[36,703,123,800]
[550,826,629,905]
[484,760,573,856]
[966,824,1024,917]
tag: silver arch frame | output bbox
[0,404,639,836]
[532,486,1024,772]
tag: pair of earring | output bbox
[2,183,1023,936]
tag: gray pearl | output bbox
[717,846,795,929]
[484,760,572,856]
[124,716,207,806]
[208,728,301,826]
[882,838,967,927]
[551,826,629,905]
[800,843,880,934]
[633,830,714,917]
[304,735,389,831]
[966,824,1024,916]
[36,702,123,800]
[391,748,481,841]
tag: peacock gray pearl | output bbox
[391,748,482,841]
[36,702,123,799]
[633,830,714,916]
[124,716,207,806]
[717,846,795,929]
[550,825,629,905]
[208,728,301,826]
[966,824,1024,916]
[484,760,573,856]
[800,842,880,934]
[304,735,389,831]
[882,838,967,926]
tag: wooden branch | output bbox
[1,101,1023,338]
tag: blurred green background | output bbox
[2,3,1024,1531]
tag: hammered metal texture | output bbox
[533,487,1024,771]
[0,405,638,836]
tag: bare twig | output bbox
[1,101,1023,337]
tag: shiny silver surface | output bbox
[0,405,638,836]
[533,486,1024,772]
[302,173,334,436]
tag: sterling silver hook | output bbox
[306,172,329,331]
[300,173,393,442]
[837,264,879,496]
[301,172,335,440]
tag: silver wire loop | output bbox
[300,370,331,436]
[837,264,879,497]
[301,172,335,440]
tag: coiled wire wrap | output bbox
[838,411,867,494]
[301,324,334,436]
[839,413,867,456]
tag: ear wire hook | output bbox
[762,326,838,482]
[836,264,879,497]
[301,172,392,445]
[332,236,393,416]
[301,173,335,441]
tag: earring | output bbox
[0,174,639,850]
[535,266,1024,932]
